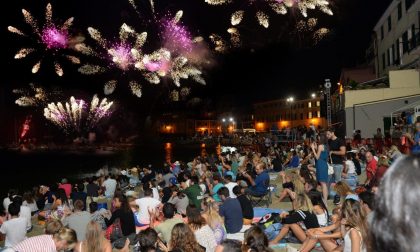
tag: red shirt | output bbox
[59,183,72,198]
[366,158,377,181]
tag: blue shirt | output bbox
[219,198,243,233]
[289,155,300,168]
[252,170,269,194]
[412,131,420,154]
[212,183,224,202]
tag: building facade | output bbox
[335,69,420,138]
[373,0,419,77]
[253,97,326,132]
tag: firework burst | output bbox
[13,83,61,107]
[76,23,148,97]
[8,3,81,76]
[295,18,330,45]
[44,95,113,134]
[206,0,333,28]
[78,12,206,98]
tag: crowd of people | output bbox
[0,121,419,251]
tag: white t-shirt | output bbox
[224,182,237,198]
[345,160,356,174]
[23,201,38,213]
[20,205,32,229]
[152,188,160,200]
[102,178,117,197]
[135,197,161,224]
[3,196,15,213]
[0,217,27,247]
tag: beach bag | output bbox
[257,212,282,229]
[328,153,334,175]
[106,219,123,242]
[327,163,334,175]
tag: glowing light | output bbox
[41,26,68,49]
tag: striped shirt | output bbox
[13,235,56,252]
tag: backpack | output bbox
[257,212,283,240]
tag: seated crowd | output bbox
[1,126,419,252]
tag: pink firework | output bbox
[143,58,170,73]
[161,18,193,54]
[41,26,68,49]
[109,43,134,70]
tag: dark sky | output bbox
[1,0,393,113]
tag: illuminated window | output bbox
[308,112,313,119]
[308,102,312,108]
[317,111,321,118]
[316,101,320,107]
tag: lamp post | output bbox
[286,97,294,128]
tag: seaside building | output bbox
[253,95,326,132]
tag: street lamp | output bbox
[286,96,294,128]
[229,117,233,122]
[222,118,226,122]
[311,93,316,99]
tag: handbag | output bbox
[328,153,334,175]
[327,163,334,175]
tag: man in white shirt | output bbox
[134,188,162,225]
[102,175,117,198]
[224,175,237,199]
[2,189,18,214]
[0,202,27,247]
[12,197,32,232]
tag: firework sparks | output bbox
[209,34,229,53]
[41,26,68,49]
[104,80,117,95]
[8,3,79,76]
[160,11,194,54]
[14,83,61,107]
[313,27,330,43]
[80,24,154,97]
[108,43,135,70]
[227,28,241,47]
[87,95,114,129]
[208,0,333,28]
[44,95,113,134]
[129,81,142,97]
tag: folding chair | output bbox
[248,179,273,207]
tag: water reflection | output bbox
[164,142,172,163]
[164,142,222,163]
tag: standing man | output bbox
[326,128,346,184]
[405,121,420,154]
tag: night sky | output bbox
[0,0,393,140]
